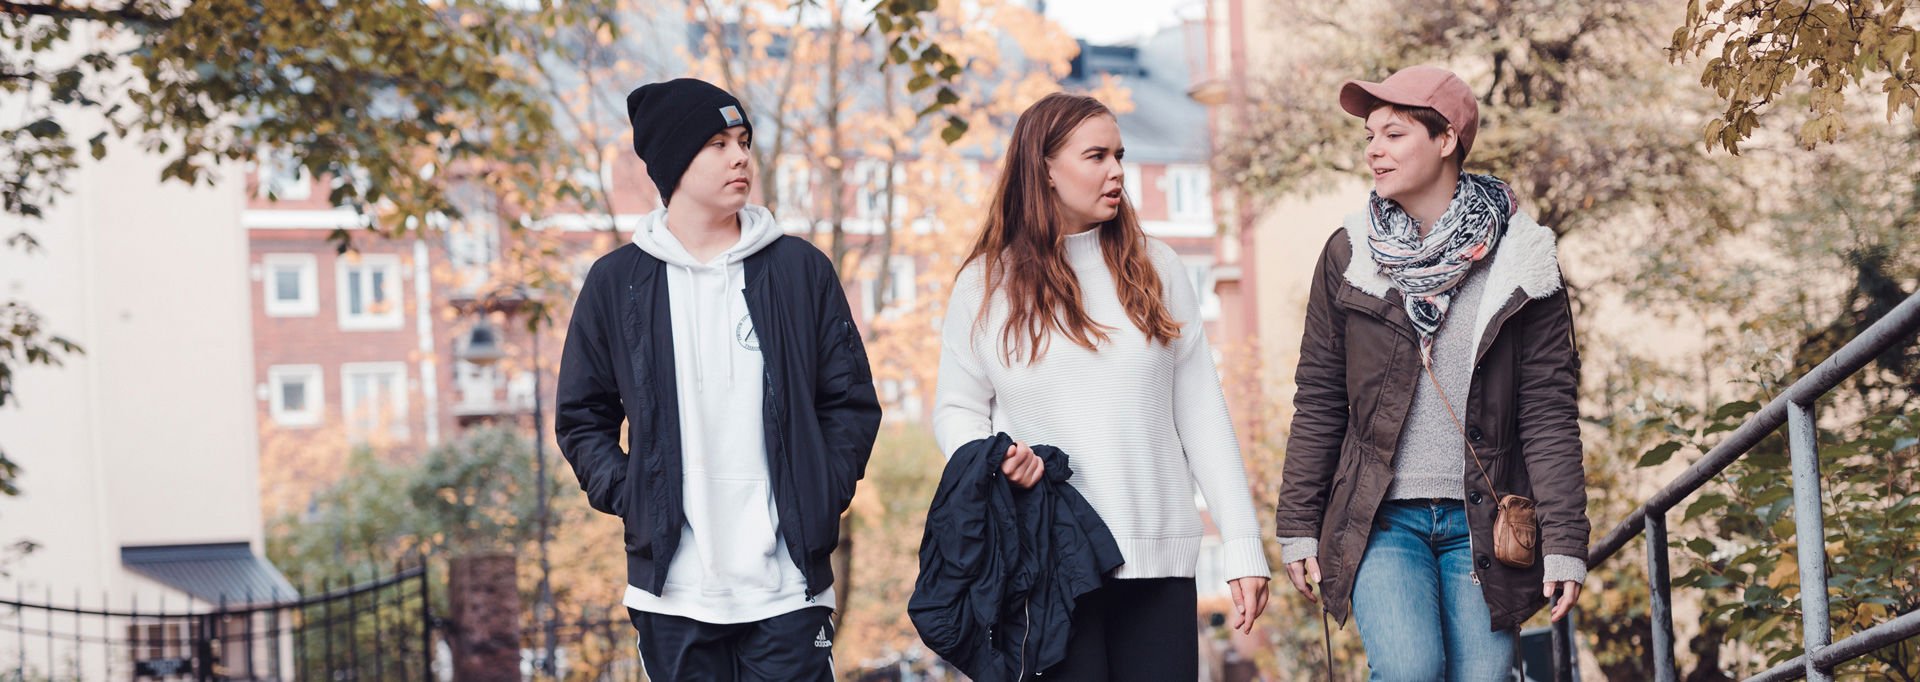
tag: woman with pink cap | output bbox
[1272,65,1590,680]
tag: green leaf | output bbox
[1713,399,1761,420]
[939,116,968,144]
[1639,441,1684,468]
[1770,513,1797,540]
[24,118,62,139]
[1685,537,1716,557]
[1685,492,1729,521]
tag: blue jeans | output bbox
[1351,499,1517,682]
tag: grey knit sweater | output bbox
[1385,264,1488,501]
[1279,264,1586,585]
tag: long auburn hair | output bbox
[962,93,1180,365]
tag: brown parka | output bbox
[1275,212,1589,631]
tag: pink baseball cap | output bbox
[1339,65,1480,158]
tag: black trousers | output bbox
[1039,577,1199,681]
[627,606,835,681]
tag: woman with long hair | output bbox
[1274,65,1590,680]
[932,92,1271,680]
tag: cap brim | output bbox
[1339,80,1414,119]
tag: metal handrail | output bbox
[1556,291,1920,682]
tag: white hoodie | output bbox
[622,204,833,623]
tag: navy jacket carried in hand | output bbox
[554,237,882,599]
[908,433,1124,681]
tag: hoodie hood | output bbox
[630,204,782,392]
[632,204,781,267]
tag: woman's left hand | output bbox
[1545,580,1582,622]
[1228,576,1270,635]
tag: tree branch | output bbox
[0,1,173,25]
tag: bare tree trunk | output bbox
[757,1,809,220]
[822,0,856,631]
[873,65,900,308]
[825,0,849,270]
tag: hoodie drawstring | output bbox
[725,256,737,386]
[679,262,705,390]
[635,205,778,392]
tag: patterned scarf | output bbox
[1367,172,1518,366]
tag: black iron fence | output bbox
[1,564,432,681]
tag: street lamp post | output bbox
[459,300,559,677]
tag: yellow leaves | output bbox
[1765,555,1799,589]
[1683,0,1920,152]
[1892,83,1920,122]
[1084,74,1136,115]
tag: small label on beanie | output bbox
[719,105,743,127]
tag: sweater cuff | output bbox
[1277,537,1319,564]
[1543,554,1587,585]
[1218,536,1272,581]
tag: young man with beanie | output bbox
[555,77,882,681]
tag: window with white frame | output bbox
[446,182,500,293]
[1124,164,1143,206]
[879,377,925,420]
[335,254,404,330]
[1164,165,1212,223]
[261,254,318,317]
[341,362,409,440]
[775,156,813,216]
[445,222,499,295]
[860,259,918,320]
[1193,535,1232,597]
[256,154,313,201]
[853,159,904,221]
[267,365,323,427]
[1184,259,1222,321]
[455,360,502,411]
[507,371,536,412]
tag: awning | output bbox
[121,542,300,606]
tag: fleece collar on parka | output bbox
[1341,210,1563,351]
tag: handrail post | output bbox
[1647,507,1677,682]
[1788,400,1834,682]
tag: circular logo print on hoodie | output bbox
[736,313,761,351]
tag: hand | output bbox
[1228,576,1270,635]
[1545,580,1582,622]
[1001,441,1043,489]
[1284,557,1322,605]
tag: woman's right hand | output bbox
[1001,440,1044,489]
[1284,557,1323,604]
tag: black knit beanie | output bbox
[626,78,753,206]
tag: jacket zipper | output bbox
[1016,596,1032,678]
[752,285,814,598]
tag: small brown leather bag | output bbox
[1490,493,1538,568]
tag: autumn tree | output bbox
[1671,0,1919,152]
[0,0,615,499]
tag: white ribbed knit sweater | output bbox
[933,229,1271,583]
